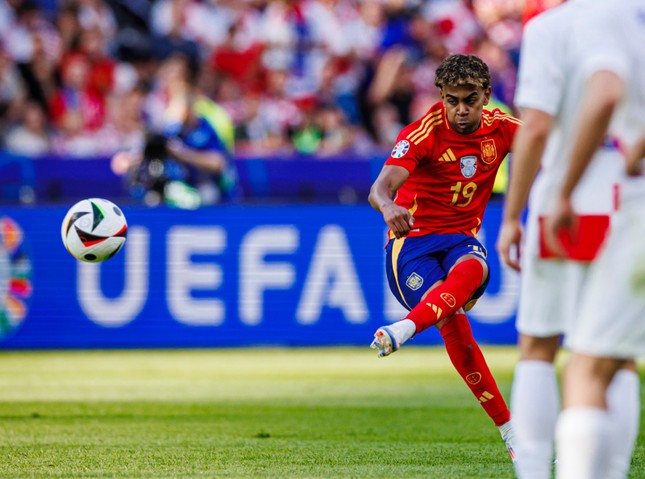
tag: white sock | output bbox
[606,369,640,479]
[498,420,516,461]
[511,360,559,479]
[498,419,513,438]
[387,319,416,345]
[556,408,612,479]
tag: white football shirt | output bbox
[514,0,623,215]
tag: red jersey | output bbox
[385,101,520,239]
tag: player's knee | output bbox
[518,334,560,362]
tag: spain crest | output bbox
[481,139,497,164]
[405,272,424,291]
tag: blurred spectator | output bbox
[315,103,356,156]
[148,0,205,65]
[0,44,26,130]
[522,0,565,24]
[49,52,106,156]
[291,97,321,155]
[209,12,264,94]
[1,0,61,63]
[345,0,384,61]
[0,0,18,35]
[101,83,147,154]
[366,47,414,125]
[371,101,404,150]
[150,0,232,50]
[72,26,116,96]
[474,36,517,108]
[472,0,524,66]
[16,31,58,118]
[288,97,362,157]
[422,0,484,54]
[54,3,81,53]
[0,0,533,165]
[4,100,51,156]
[111,53,237,208]
[316,56,361,126]
[239,67,303,155]
[76,0,116,40]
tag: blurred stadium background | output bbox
[0,0,558,349]
[2,2,645,478]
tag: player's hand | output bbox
[496,219,523,272]
[544,196,576,258]
[626,154,643,177]
[626,135,645,177]
[110,151,141,175]
[382,203,415,239]
[166,138,188,159]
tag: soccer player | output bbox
[368,54,518,461]
[495,3,640,478]
[543,1,645,476]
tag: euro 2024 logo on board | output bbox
[0,216,32,340]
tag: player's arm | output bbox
[497,108,553,271]
[626,132,645,177]
[166,139,227,174]
[110,151,144,175]
[546,70,625,255]
[369,164,415,239]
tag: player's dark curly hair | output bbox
[434,54,491,91]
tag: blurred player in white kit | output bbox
[543,0,645,477]
[496,1,641,477]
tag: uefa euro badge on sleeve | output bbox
[391,140,410,158]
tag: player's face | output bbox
[441,85,491,135]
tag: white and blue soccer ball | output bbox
[61,198,127,263]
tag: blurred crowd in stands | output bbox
[0,0,562,160]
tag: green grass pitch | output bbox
[0,347,643,478]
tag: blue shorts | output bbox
[385,234,489,311]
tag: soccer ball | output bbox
[61,198,128,262]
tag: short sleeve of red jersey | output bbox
[492,108,521,151]
[384,125,429,174]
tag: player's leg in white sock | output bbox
[556,408,612,479]
[511,360,559,479]
[606,368,640,479]
[370,319,416,357]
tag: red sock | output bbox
[439,313,511,427]
[406,259,484,334]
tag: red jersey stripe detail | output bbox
[484,112,522,126]
[408,109,443,140]
[409,117,443,144]
[484,117,522,126]
[411,118,444,145]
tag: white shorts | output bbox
[516,213,591,337]
[517,149,620,338]
[568,194,645,359]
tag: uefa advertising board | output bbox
[0,204,519,349]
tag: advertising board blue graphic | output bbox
[0,204,519,349]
